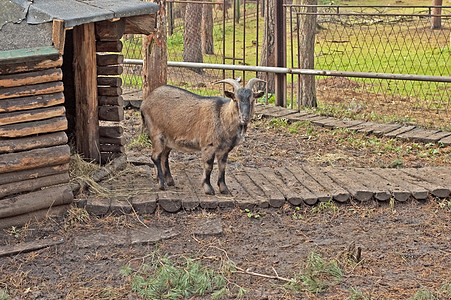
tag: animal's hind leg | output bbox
[161,148,174,186]
[151,135,167,190]
[201,147,216,195]
[216,152,231,194]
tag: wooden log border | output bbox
[0,92,65,113]
[0,163,69,185]
[0,106,66,126]
[0,131,68,154]
[0,81,64,100]
[0,144,70,174]
[0,204,70,229]
[0,185,73,219]
[0,68,63,88]
[0,172,70,199]
[0,116,67,138]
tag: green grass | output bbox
[311,199,338,214]
[409,288,437,300]
[0,289,9,300]
[347,287,373,300]
[286,251,343,293]
[127,131,152,149]
[407,282,451,300]
[122,73,143,89]
[121,253,231,299]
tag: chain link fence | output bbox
[121,2,450,129]
[288,5,450,129]
[122,0,259,96]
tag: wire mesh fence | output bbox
[288,4,450,129]
[121,2,451,129]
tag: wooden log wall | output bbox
[95,20,126,164]
[0,47,73,220]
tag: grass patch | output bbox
[439,282,451,298]
[311,199,338,214]
[128,131,152,150]
[406,282,451,300]
[347,287,373,300]
[286,251,343,293]
[120,252,236,299]
[0,289,9,300]
[409,288,437,300]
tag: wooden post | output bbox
[298,0,318,108]
[52,19,66,55]
[143,1,167,99]
[73,23,100,162]
[274,0,286,107]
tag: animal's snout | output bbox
[239,116,249,125]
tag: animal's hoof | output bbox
[218,183,231,195]
[159,184,166,191]
[166,178,175,186]
[219,187,231,195]
[203,185,215,195]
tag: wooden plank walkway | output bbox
[254,103,451,146]
[81,165,451,215]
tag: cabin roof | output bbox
[2,0,159,29]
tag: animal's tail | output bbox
[140,111,149,137]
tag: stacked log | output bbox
[0,47,73,222]
[96,20,126,164]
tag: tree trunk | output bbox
[298,0,317,108]
[183,2,203,74]
[259,0,275,93]
[202,1,214,54]
[431,0,443,29]
[143,0,167,99]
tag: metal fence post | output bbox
[274,0,286,107]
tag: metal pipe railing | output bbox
[123,59,451,83]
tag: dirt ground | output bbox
[1,109,450,300]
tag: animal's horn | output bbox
[215,79,241,91]
[246,78,266,90]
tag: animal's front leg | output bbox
[161,148,174,186]
[216,152,231,194]
[151,135,167,190]
[201,148,216,195]
[151,154,166,190]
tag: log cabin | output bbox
[0,0,159,227]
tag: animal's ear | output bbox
[224,90,235,100]
[253,91,265,99]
